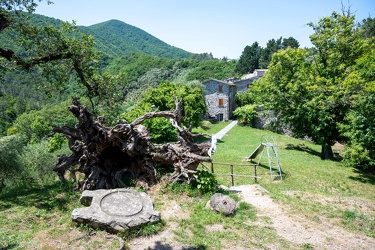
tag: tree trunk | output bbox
[52,97,211,190]
[321,144,334,160]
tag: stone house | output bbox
[202,79,236,121]
[203,69,266,121]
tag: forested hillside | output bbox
[0,13,192,59]
[81,19,192,59]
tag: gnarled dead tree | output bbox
[52,97,211,190]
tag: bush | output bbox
[7,100,76,143]
[191,170,219,194]
[0,135,26,190]
[341,143,375,170]
[119,103,178,143]
[233,104,258,126]
[341,94,375,170]
[20,140,69,185]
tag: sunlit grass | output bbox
[193,120,231,135]
[210,124,375,237]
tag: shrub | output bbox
[20,139,70,185]
[233,104,258,126]
[191,170,219,194]
[341,143,375,170]
[0,135,26,190]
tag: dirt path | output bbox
[128,185,375,250]
[230,185,375,250]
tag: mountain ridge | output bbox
[79,18,192,59]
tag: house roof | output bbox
[202,78,235,86]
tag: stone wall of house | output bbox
[234,78,255,92]
[204,80,235,121]
[234,69,267,92]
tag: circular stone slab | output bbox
[100,191,143,216]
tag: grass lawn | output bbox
[0,121,374,249]
[210,124,375,238]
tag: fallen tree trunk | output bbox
[52,97,211,190]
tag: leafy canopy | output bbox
[0,0,118,111]
[120,81,206,143]
[252,12,370,160]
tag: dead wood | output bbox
[52,97,211,190]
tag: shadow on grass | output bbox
[285,143,321,158]
[193,135,211,143]
[0,181,79,212]
[148,241,206,250]
[349,168,375,185]
[253,163,290,180]
[0,243,18,249]
[199,120,220,131]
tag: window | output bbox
[218,99,224,106]
[218,85,223,92]
[217,113,224,121]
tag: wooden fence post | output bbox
[230,164,234,186]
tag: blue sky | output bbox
[35,0,375,59]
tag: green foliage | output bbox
[145,117,178,143]
[239,37,300,71]
[120,100,178,144]
[120,81,206,143]
[0,135,25,189]
[19,140,61,185]
[166,181,201,197]
[191,52,214,61]
[0,135,68,190]
[359,17,375,39]
[340,47,375,170]
[253,47,313,138]
[233,104,258,126]
[301,243,314,250]
[235,90,255,107]
[259,37,282,69]
[281,36,300,49]
[191,170,219,194]
[186,59,237,81]
[82,19,192,59]
[1,7,118,109]
[47,133,66,153]
[8,100,76,143]
[253,12,370,160]
[236,42,261,74]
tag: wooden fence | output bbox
[200,161,259,186]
